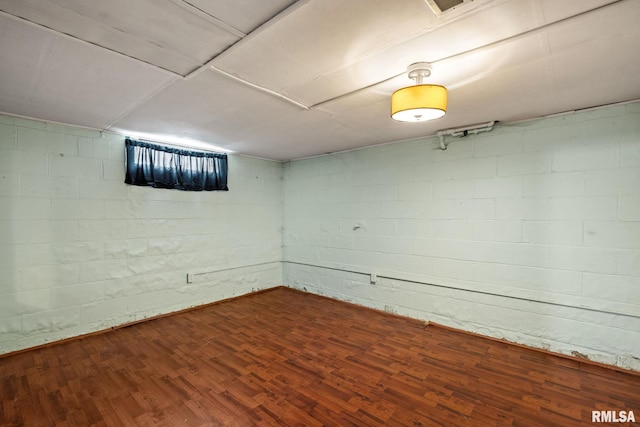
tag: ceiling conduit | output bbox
[437,120,495,150]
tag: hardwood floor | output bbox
[1,287,638,426]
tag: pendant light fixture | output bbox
[391,62,447,122]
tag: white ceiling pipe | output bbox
[437,120,495,150]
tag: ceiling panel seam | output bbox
[209,0,312,65]
[171,0,247,38]
[183,0,309,82]
[208,66,309,110]
[104,76,181,130]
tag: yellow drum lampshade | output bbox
[391,84,447,122]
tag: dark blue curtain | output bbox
[125,138,228,191]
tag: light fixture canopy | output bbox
[391,62,447,122]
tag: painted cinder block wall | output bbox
[283,102,640,371]
[2,102,639,371]
[0,114,283,354]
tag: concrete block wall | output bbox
[0,114,283,354]
[283,102,640,371]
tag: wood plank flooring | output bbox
[1,286,639,426]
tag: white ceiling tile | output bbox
[213,0,434,93]
[109,70,302,155]
[0,0,242,75]
[0,15,47,102]
[0,14,176,129]
[215,0,552,107]
[0,0,638,160]
[536,0,620,24]
[545,0,640,52]
[544,0,640,110]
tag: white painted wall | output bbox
[0,114,283,354]
[2,103,639,371]
[283,102,640,371]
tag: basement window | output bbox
[124,137,228,191]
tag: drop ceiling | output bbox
[0,0,639,161]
